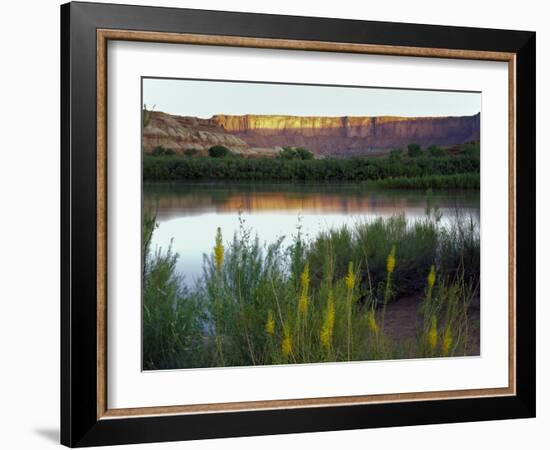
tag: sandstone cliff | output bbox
[213,114,480,156]
[143,111,480,157]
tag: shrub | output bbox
[407,143,423,157]
[184,148,200,157]
[295,147,314,160]
[209,145,231,158]
[388,148,403,163]
[427,145,446,157]
[279,147,297,160]
[142,213,205,370]
[460,141,480,157]
[279,146,315,160]
[151,145,175,156]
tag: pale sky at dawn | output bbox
[142,77,481,119]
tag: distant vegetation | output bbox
[370,172,479,189]
[278,146,315,160]
[143,154,479,187]
[407,143,423,158]
[143,141,480,188]
[151,145,175,156]
[427,144,446,157]
[208,145,231,158]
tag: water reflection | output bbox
[144,182,479,286]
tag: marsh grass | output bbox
[371,172,479,189]
[142,211,480,370]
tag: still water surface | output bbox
[144,182,479,286]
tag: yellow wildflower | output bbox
[345,261,356,291]
[326,290,335,332]
[298,263,310,315]
[320,290,335,349]
[265,310,275,336]
[213,227,224,272]
[281,326,292,357]
[386,245,396,274]
[442,326,453,356]
[427,265,436,288]
[298,291,309,315]
[320,326,331,349]
[428,315,438,350]
[281,336,292,356]
[300,263,310,292]
[367,310,379,334]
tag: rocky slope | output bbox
[143,111,480,157]
[143,111,249,154]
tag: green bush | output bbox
[407,143,423,157]
[460,141,480,157]
[388,148,403,163]
[428,145,446,157]
[279,146,315,160]
[142,214,205,370]
[151,145,175,156]
[209,145,231,158]
[184,148,200,157]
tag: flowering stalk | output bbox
[422,265,438,357]
[265,309,275,337]
[214,227,224,273]
[345,262,356,360]
[428,315,438,354]
[427,265,436,302]
[212,227,225,365]
[296,263,310,358]
[281,323,293,361]
[381,245,396,331]
[320,290,335,355]
[442,325,453,356]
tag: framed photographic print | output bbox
[60,1,536,447]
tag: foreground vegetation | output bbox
[143,212,480,370]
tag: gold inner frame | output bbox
[96,29,517,420]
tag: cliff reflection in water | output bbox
[144,181,479,220]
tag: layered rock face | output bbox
[143,111,480,157]
[143,111,250,154]
[214,114,480,156]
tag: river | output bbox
[144,182,479,286]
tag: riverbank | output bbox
[143,213,480,370]
[143,154,480,188]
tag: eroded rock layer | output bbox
[143,111,480,157]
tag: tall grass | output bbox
[142,213,206,370]
[143,212,480,369]
[370,172,479,189]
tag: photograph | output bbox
[54,1,537,446]
[141,78,481,370]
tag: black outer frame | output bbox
[60,1,536,447]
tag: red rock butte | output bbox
[143,111,480,157]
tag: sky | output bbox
[142,77,481,119]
